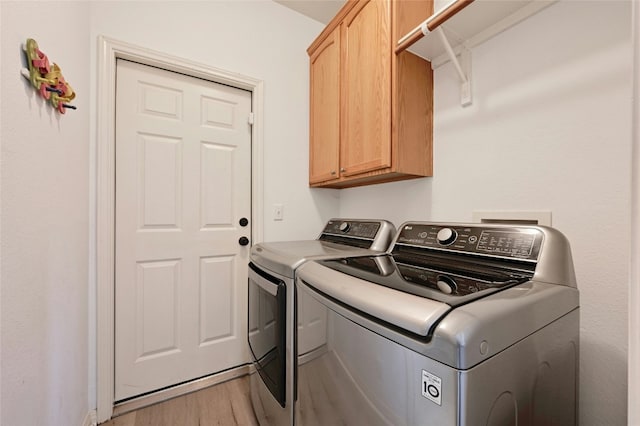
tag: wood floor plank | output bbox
[227,376,259,426]
[103,411,136,426]
[101,376,258,426]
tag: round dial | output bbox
[339,222,351,233]
[437,275,457,294]
[436,227,457,245]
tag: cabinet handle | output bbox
[331,170,336,175]
[340,167,346,173]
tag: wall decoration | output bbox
[20,38,76,114]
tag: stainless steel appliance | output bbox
[247,219,396,426]
[296,222,579,426]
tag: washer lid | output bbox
[297,260,451,337]
[316,252,533,308]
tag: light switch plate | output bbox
[273,204,284,221]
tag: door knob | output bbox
[239,217,249,227]
[239,236,250,246]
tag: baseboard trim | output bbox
[82,410,97,426]
[112,364,253,418]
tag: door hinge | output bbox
[248,112,255,125]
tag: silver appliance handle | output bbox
[249,266,280,296]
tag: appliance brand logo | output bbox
[421,370,442,406]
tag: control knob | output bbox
[437,275,457,295]
[339,222,351,233]
[436,227,457,246]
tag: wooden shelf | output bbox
[397,0,556,67]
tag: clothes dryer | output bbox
[248,219,396,425]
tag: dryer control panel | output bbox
[318,219,396,252]
[322,220,381,239]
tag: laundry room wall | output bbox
[87,0,334,413]
[89,1,333,245]
[337,1,632,425]
[0,2,91,426]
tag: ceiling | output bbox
[274,0,345,24]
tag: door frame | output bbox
[95,36,264,422]
[630,2,640,423]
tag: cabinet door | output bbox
[309,28,341,184]
[341,0,391,177]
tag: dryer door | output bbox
[248,263,286,407]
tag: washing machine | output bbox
[296,222,579,426]
[247,218,396,425]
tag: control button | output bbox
[480,340,489,355]
[468,235,477,244]
[436,228,457,245]
[436,275,457,294]
[339,222,351,233]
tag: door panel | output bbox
[115,59,252,400]
[199,255,234,344]
[136,259,180,359]
[309,28,341,184]
[341,0,391,176]
[200,142,234,227]
[138,134,182,228]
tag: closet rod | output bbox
[396,0,475,53]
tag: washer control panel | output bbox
[322,220,381,239]
[395,223,543,261]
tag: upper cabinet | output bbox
[309,28,341,184]
[340,0,392,178]
[308,0,434,189]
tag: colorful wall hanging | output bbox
[20,38,76,114]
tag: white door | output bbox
[114,59,252,401]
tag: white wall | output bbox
[89,1,335,243]
[0,2,90,426]
[340,1,631,425]
[87,0,335,413]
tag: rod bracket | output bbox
[436,27,472,107]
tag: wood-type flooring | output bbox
[101,376,258,426]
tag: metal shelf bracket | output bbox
[436,27,472,107]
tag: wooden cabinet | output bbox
[308,0,434,188]
[340,0,392,178]
[309,28,341,184]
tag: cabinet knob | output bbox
[340,167,346,173]
[331,170,336,175]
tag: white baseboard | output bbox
[82,410,97,426]
[112,364,252,417]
